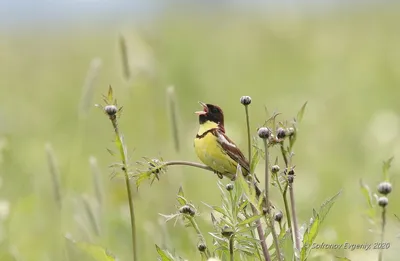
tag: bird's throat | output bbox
[197,121,219,136]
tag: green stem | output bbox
[289,179,300,254]
[269,217,282,261]
[229,235,235,261]
[110,117,137,261]
[263,139,270,211]
[378,207,387,261]
[282,186,292,234]
[245,105,251,168]
[188,218,211,258]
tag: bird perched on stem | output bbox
[194,102,263,199]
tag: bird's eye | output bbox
[211,107,219,113]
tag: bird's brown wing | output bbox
[212,129,250,174]
[213,129,263,199]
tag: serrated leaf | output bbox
[74,241,116,261]
[300,191,341,261]
[155,245,175,261]
[297,102,308,123]
[382,157,394,181]
[237,214,263,227]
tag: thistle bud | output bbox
[276,128,286,139]
[271,165,280,173]
[179,205,196,217]
[377,182,392,195]
[104,105,118,116]
[258,127,271,139]
[274,211,283,222]
[240,96,252,106]
[221,225,234,237]
[197,243,207,252]
[378,197,388,207]
[226,183,234,191]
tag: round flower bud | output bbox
[240,96,252,106]
[179,205,196,216]
[287,127,295,136]
[226,183,234,191]
[276,128,286,139]
[197,243,207,252]
[104,105,118,116]
[271,165,280,173]
[274,211,283,222]
[378,197,388,207]
[377,181,392,195]
[287,175,294,183]
[221,225,234,237]
[258,127,271,139]
[288,169,295,175]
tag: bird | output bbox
[194,102,264,199]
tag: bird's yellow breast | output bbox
[194,121,237,178]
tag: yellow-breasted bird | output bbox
[194,102,264,199]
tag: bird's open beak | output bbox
[195,101,208,115]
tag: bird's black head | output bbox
[195,102,225,127]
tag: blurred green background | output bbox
[1,1,400,260]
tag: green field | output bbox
[1,5,400,261]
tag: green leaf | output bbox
[107,85,113,103]
[237,214,263,227]
[177,186,185,206]
[155,245,175,261]
[74,241,116,261]
[335,256,352,261]
[382,157,394,181]
[237,167,258,209]
[280,229,294,261]
[250,146,260,174]
[297,102,308,123]
[359,179,375,218]
[300,191,341,261]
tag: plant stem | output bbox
[378,207,387,261]
[262,139,270,211]
[167,86,180,152]
[263,139,282,261]
[245,105,252,168]
[251,205,271,261]
[289,178,300,253]
[188,217,211,259]
[163,161,213,171]
[229,235,235,261]
[110,117,137,261]
[282,186,292,234]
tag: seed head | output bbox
[287,175,294,183]
[258,127,271,139]
[179,205,196,217]
[104,105,118,116]
[226,183,234,191]
[274,211,283,222]
[240,96,252,106]
[378,196,388,207]
[288,169,295,175]
[377,181,392,195]
[197,243,207,252]
[271,165,280,173]
[276,128,286,139]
